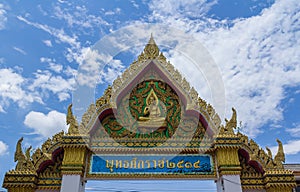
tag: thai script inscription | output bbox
[90,154,212,174]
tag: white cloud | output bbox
[64,66,77,77]
[0,68,42,112]
[13,46,27,55]
[76,47,124,87]
[0,141,8,156]
[148,0,300,137]
[17,16,80,49]
[29,70,75,102]
[0,105,4,113]
[40,57,63,73]
[16,13,107,72]
[57,92,71,101]
[43,40,53,47]
[0,4,7,30]
[131,0,139,9]
[49,63,63,73]
[105,8,121,16]
[0,66,75,112]
[104,11,115,16]
[53,5,109,29]
[24,110,67,138]
[149,0,217,19]
[58,0,67,3]
[101,59,124,83]
[286,123,300,137]
[40,57,52,63]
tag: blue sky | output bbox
[0,0,299,191]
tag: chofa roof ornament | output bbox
[66,104,79,135]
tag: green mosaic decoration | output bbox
[101,80,181,139]
[93,79,207,143]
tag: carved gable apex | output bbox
[138,34,160,61]
[111,35,198,111]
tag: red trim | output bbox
[98,108,114,120]
[239,148,265,174]
[37,147,63,173]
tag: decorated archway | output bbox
[3,36,296,192]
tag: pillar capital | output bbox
[61,134,90,176]
[214,134,242,176]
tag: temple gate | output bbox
[3,36,296,192]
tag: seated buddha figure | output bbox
[138,89,166,127]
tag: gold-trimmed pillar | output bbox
[60,134,89,192]
[215,133,242,192]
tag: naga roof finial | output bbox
[14,137,25,163]
[224,107,237,134]
[67,104,79,135]
[266,147,272,159]
[25,146,32,160]
[274,138,285,169]
[14,137,34,171]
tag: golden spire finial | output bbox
[140,34,160,60]
[137,34,167,63]
[148,33,156,44]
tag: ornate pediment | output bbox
[82,35,224,143]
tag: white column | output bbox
[216,175,242,192]
[60,175,85,192]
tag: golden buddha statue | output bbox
[138,89,166,128]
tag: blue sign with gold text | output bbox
[90,154,213,174]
